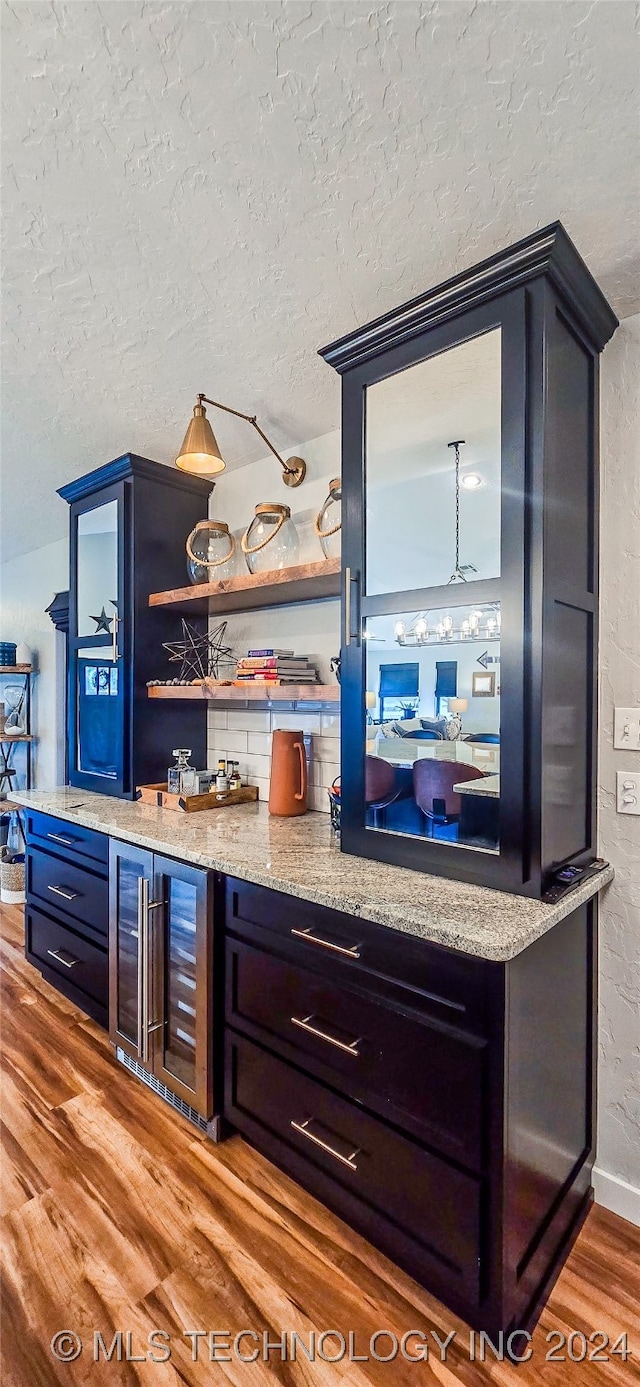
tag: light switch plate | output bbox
[616,771,640,815]
[613,707,640,751]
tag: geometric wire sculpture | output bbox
[162,618,235,682]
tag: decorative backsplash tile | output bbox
[207,705,340,812]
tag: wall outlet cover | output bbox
[613,707,640,751]
[616,770,640,815]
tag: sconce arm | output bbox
[198,394,305,487]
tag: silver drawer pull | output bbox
[290,926,361,959]
[47,947,79,969]
[291,1118,360,1171]
[291,1014,360,1057]
[46,832,75,846]
[47,884,79,902]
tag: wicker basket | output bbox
[1,857,25,904]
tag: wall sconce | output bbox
[175,394,307,487]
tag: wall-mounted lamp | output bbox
[175,394,307,487]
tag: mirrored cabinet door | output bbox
[355,323,506,862]
[338,292,527,888]
[365,329,502,596]
[75,497,120,642]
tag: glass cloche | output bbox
[241,503,300,574]
[314,477,342,560]
[185,519,236,584]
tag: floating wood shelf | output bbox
[148,683,340,704]
[148,558,341,615]
[0,733,35,743]
[0,665,32,675]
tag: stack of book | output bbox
[234,649,320,685]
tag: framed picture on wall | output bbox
[472,671,496,697]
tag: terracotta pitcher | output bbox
[269,730,308,816]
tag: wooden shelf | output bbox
[148,558,341,615]
[0,733,35,743]
[148,682,340,704]
[0,665,32,674]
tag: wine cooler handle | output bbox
[136,876,146,1062]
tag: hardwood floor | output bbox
[1,900,638,1387]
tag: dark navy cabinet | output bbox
[320,224,618,896]
[223,875,597,1338]
[59,453,213,798]
[24,810,110,1027]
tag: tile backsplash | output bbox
[207,706,340,813]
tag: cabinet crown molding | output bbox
[58,453,214,504]
[319,222,618,373]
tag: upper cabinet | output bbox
[60,455,213,798]
[320,224,618,896]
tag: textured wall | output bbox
[0,537,69,790]
[2,1,639,562]
[595,315,640,1219]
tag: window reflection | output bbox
[363,605,500,852]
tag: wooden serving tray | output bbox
[136,782,260,813]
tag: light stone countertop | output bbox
[454,774,501,798]
[9,788,614,962]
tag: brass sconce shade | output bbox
[175,401,226,476]
[175,394,306,487]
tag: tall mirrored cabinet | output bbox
[321,224,617,896]
[60,454,213,798]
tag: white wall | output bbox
[202,429,341,810]
[0,536,68,790]
[594,313,640,1225]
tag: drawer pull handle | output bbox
[47,885,79,902]
[291,1014,360,1057]
[291,1118,360,1171]
[47,947,79,969]
[46,832,75,846]
[290,926,361,959]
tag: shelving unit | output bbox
[148,558,341,615]
[1,664,36,806]
[148,682,340,705]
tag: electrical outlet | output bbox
[616,771,640,815]
[613,707,640,751]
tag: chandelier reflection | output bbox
[394,605,501,646]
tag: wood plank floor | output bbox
[1,900,638,1387]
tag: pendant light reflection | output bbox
[394,604,500,646]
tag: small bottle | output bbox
[216,758,228,793]
[229,761,241,790]
[168,749,190,795]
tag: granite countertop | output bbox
[454,774,501,798]
[9,788,614,962]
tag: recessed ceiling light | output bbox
[461,472,483,489]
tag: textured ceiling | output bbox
[1,0,638,562]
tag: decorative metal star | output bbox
[162,619,235,682]
[89,606,112,634]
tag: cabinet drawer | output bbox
[25,811,109,869]
[26,847,108,938]
[225,876,489,1033]
[26,903,108,1012]
[227,1032,481,1305]
[226,936,485,1168]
